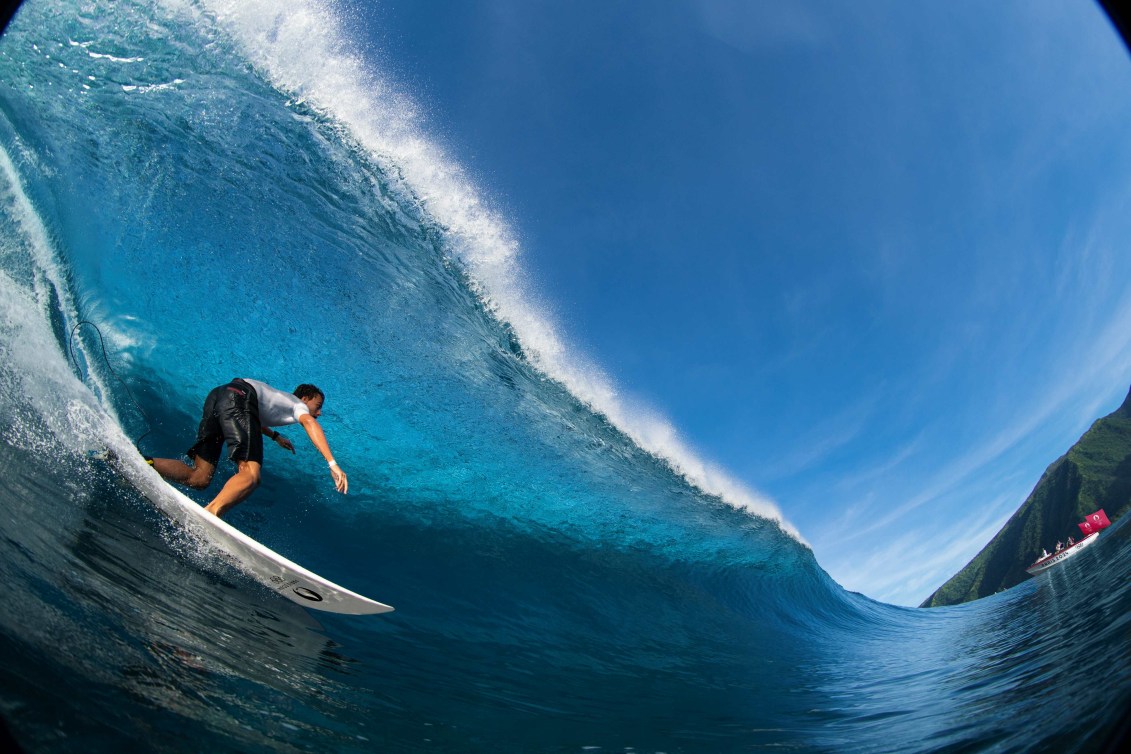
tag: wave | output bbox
[189,0,794,537]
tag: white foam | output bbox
[0,141,124,438]
[190,0,800,540]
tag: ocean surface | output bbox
[2,2,1130,751]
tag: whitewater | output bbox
[1,1,1129,752]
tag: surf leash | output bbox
[67,320,152,445]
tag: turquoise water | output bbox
[1,2,1129,751]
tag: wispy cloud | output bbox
[761,385,891,483]
[828,496,1017,605]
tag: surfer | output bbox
[147,379,347,517]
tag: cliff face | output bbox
[920,385,1131,608]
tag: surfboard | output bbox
[101,452,394,615]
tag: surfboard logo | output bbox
[293,586,324,602]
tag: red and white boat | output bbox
[1026,531,1100,575]
[1025,509,1111,576]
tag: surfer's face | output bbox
[302,394,325,418]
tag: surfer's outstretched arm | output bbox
[298,414,348,494]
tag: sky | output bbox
[342,0,1131,606]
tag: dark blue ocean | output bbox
[1,1,1130,751]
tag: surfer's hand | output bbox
[274,434,295,452]
[330,464,348,494]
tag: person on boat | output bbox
[1055,540,1063,552]
[1067,536,1075,546]
[147,379,347,518]
[1041,548,1050,559]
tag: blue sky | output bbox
[343,0,1131,605]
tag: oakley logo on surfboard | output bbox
[293,587,324,602]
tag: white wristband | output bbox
[328,459,338,468]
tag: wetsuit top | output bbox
[241,379,311,427]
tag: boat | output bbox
[1025,508,1111,576]
[1026,531,1100,575]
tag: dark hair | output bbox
[293,384,324,401]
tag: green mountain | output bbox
[920,384,1131,608]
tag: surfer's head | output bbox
[294,384,325,418]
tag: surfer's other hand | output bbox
[275,434,295,452]
[331,465,348,494]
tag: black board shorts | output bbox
[186,378,264,466]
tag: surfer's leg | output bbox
[152,385,226,488]
[203,382,263,517]
[204,460,261,517]
[151,456,216,490]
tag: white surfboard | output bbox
[117,457,394,615]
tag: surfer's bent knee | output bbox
[186,470,214,490]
